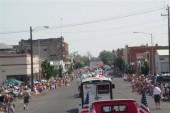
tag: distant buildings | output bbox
[0,37,70,83]
[18,37,69,62]
[116,44,169,74]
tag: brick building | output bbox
[117,44,168,74]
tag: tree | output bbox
[80,56,90,67]
[67,64,73,74]
[75,62,83,69]
[51,68,58,77]
[41,60,58,79]
[114,58,125,71]
[41,60,49,79]
[98,50,115,65]
[127,64,135,74]
[141,61,149,76]
[58,65,63,78]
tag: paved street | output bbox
[15,81,81,113]
[14,77,170,113]
[112,77,170,113]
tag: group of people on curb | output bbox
[0,92,15,113]
[0,72,79,113]
[0,84,32,113]
[124,73,166,110]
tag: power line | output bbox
[0,30,28,34]
[0,7,164,35]
[0,28,48,34]
[68,24,167,42]
[0,22,166,43]
[44,19,164,34]
[50,7,164,29]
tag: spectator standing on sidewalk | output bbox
[153,84,162,110]
[0,93,5,113]
[7,93,15,113]
[131,76,136,92]
[23,88,30,110]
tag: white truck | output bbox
[78,77,115,113]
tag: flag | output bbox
[81,91,90,113]
[139,91,150,113]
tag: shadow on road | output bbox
[67,108,78,113]
[66,94,80,99]
[74,94,80,98]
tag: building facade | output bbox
[117,44,168,74]
[0,54,39,83]
[18,37,69,63]
[155,49,169,74]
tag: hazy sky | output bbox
[0,0,170,57]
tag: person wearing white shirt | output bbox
[153,85,162,110]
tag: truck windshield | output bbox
[97,84,110,94]
[102,105,127,112]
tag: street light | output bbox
[30,26,49,91]
[133,32,154,75]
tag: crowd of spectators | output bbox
[123,73,170,101]
[0,70,80,113]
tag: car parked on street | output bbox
[155,74,170,85]
[154,74,170,101]
[91,99,140,113]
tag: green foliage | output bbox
[82,56,90,66]
[41,60,49,79]
[75,62,82,69]
[41,60,58,79]
[58,65,63,78]
[67,64,73,74]
[98,50,115,65]
[127,65,135,74]
[141,61,149,76]
[47,65,54,79]
[114,58,125,71]
[52,68,58,77]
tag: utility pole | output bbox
[168,6,170,73]
[38,40,41,80]
[162,6,170,73]
[30,26,34,91]
[29,26,49,91]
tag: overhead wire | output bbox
[49,7,164,29]
[0,6,164,35]
[68,23,167,42]
[44,19,164,33]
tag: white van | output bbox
[78,77,115,113]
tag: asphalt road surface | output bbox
[15,81,81,113]
[14,77,170,113]
[112,77,170,113]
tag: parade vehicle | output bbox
[78,76,115,113]
[91,99,140,113]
